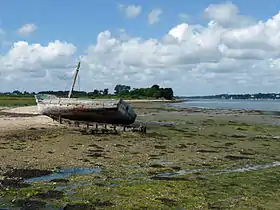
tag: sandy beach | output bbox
[0,103,280,209]
[0,106,57,133]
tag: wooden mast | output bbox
[68,61,81,98]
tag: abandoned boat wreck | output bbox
[35,94,137,125]
[34,61,142,133]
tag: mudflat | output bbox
[1,103,280,209]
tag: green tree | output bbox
[151,84,160,90]
[160,88,174,100]
[103,88,109,95]
[114,84,131,94]
[93,89,100,95]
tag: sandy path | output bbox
[0,106,57,133]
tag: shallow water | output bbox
[25,168,101,182]
[215,161,280,175]
[153,162,280,179]
[173,99,280,112]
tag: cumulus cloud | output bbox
[119,4,142,18]
[79,9,280,95]
[17,24,37,36]
[0,40,77,91]
[148,8,162,24]
[2,3,280,95]
[204,2,254,27]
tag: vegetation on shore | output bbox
[0,84,175,106]
[0,96,36,107]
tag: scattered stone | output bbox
[176,144,188,149]
[92,200,114,207]
[114,144,126,148]
[224,155,252,160]
[0,177,30,188]
[88,149,104,153]
[13,199,47,209]
[197,149,219,153]
[187,142,197,146]
[130,151,140,154]
[33,190,64,199]
[224,142,235,147]
[4,168,53,179]
[255,135,269,139]
[155,145,166,149]
[231,134,247,138]
[236,127,247,131]
[87,152,105,158]
[239,149,256,156]
[151,176,191,181]
[50,178,69,183]
[95,182,106,187]
[149,164,165,168]
[171,166,181,170]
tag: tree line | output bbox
[185,93,280,100]
[0,84,174,100]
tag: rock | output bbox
[224,155,252,160]
[13,199,47,209]
[151,176,191,181]
[64,203,95,210]
[0,177,30,188]
[4,168,53,179]
[50,178,69,183]
[224,142,235,147]
[149,164,165,168]
[176,144,188,149]
[231,134,247,138]
[239,149,256,156]
[197,149,219,153]
[33,190,64,199]
[155,145,167,149]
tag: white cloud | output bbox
[17,24,37,36]
[0,40,77,91]
[148,8,162,24]
[119,4,142,18]
[178,13,190,21]
[2,3,280,95]
[204,2,254,27]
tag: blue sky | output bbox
[1,0,279,52]
[1,1,280,95]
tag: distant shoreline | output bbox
[125,99,185,103]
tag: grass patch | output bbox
[0,96,36,107]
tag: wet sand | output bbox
[1,103,280,209]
